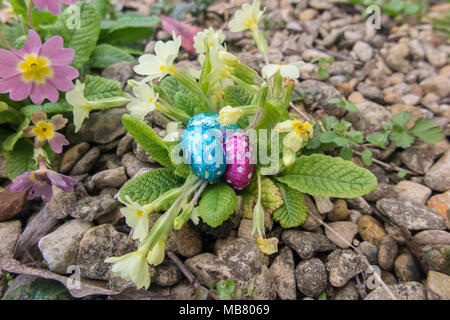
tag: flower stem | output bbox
[26,0,34,28]
[0,28,12,50]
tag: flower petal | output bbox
[8,171,34,192]
[30,82,59,104]
[48,132,69,153]
[30,110,48,125]
[0,75,33,102]
[49,114,68,130]
[0,49,21,78]
[15,30,42,57]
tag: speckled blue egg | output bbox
[181,113,237,181]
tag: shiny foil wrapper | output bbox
[223,132,255,190]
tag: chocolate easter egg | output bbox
[180,113,237,182]
[223,133,255,190]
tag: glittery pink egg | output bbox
[223,133,255,191]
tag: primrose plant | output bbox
[51,0,379,290]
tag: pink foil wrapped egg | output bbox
[223,133,255,191]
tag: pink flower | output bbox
[33,0,79,16]
[8,168,78,203]
[23,110,69,153]
[0,30,78,105]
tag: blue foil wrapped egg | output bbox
[181,113,239,181]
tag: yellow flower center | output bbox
[246,18,258,30]
[159,64,166,72]
[18,55,53,84]
[136,209,144,217]
[148,97,154,104]
[292,120,313,138]
[32,121,54,141]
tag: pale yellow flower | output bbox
[134,32,181,82]
[217,106,244,125]
[147,238,166,266]
[262,62,304,80]
[193,27,225,55]
[105,250,150,289]
[66,80,93,133]
[229,0,264,32]
[120,196,150,242]
[126,83,158,120]
[275,119,313,153]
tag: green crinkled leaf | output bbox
[5,139,36,180]
[93,0,113,19]
[273,182,307,228]
[122,114,172,168]
[224,85,253,107]
[100,13,160,45]
[0,23,25,50]
[2,277,70,300]
[0,109,21,125]
[241,192,256,219]
[277,154,378,198]
[83,75,123,100]
[248,176,283,214]
[255,99,289,130]
[46,2,101,69]
[90,44,134,68]
[160,76,190,102]
[119,168,184,206]
[20,102,72,117]
[198,182,238,228]
[2,117,30,151]
[410,118,444,145]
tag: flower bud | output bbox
[217,106,244,126]
[218,51,239,67]
[147,238,166,266]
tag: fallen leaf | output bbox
[160,15,201,55]
[0,259,118,298]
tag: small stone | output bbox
[299,8,317,22]
[426,271,450,300]
[121,152,153,178]
[400,145,435,174]
[295,258,327,297]
[296,80,345,117]
[385,54,410,73]
[282,230,336,259]
[301,194,323,231]
[346,197,372,215]
[413,230,450,245]
[70,147,101,175]
[353,41,373,62]
[153,261,183,287]
[325,221,358,249]
[378,236,398,271]
[38,219,93,274]
[133,142,157,164]
[425,44,448,67]
[326,249,366,287]
[364,183,397,202]
[328,199,349,221]
[420,75,450,99]
[0,187,29,222]
[174,222,203,258]
[422,244,450,275]
[427,191,450,222]
[270,246,296,300]
[394,253,421,282]
[238,219,258,242]
[358,215,387,245]
[66,108,127,144]
[101,61,134,86]
[69,194,118,221]
[408,39,425,60]
[77,224,137,280]
[364,282,426,300]
[92,166,128,189]
[117,133,133,156]
[59,142,89,173]
[46,187,77,219]
[348,92,365,105]
[0,220,21,259]
[424,149,450,192]
[332,280,359,300]
[377,198,446,231]
[394,181,432,205]
[358,241,378,265]
[312,195,334,214]
[345,101,392,135]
